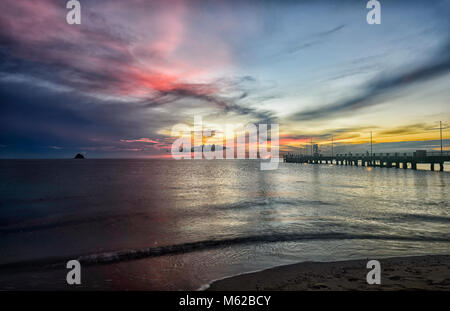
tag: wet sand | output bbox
[207,254,450,291]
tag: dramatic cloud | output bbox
[0,0,449,157]
[289,41,450,121]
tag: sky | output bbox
[0,0,449,158]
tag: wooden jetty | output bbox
[283,150,449,171]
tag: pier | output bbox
[283,150,450,171]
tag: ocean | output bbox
[0,159,449,290]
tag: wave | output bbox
[0,211,151,234]
[0,199,333,234]
[210,198,333,211]
[1,232,449,271]
[382,213,450,224]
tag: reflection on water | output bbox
[0,159,449,290]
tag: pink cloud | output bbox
[120,138,159,144]
[0,0,233,97]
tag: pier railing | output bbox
[283,150,449,171]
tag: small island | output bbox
[74,153,85,159]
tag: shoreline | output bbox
[206,254,450,291]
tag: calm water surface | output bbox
[0,159,449,289]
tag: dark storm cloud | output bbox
[0,79,174,157]
[0,72,276,158]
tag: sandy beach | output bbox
[207,254,450,291]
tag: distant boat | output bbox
[74,153,85,159]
